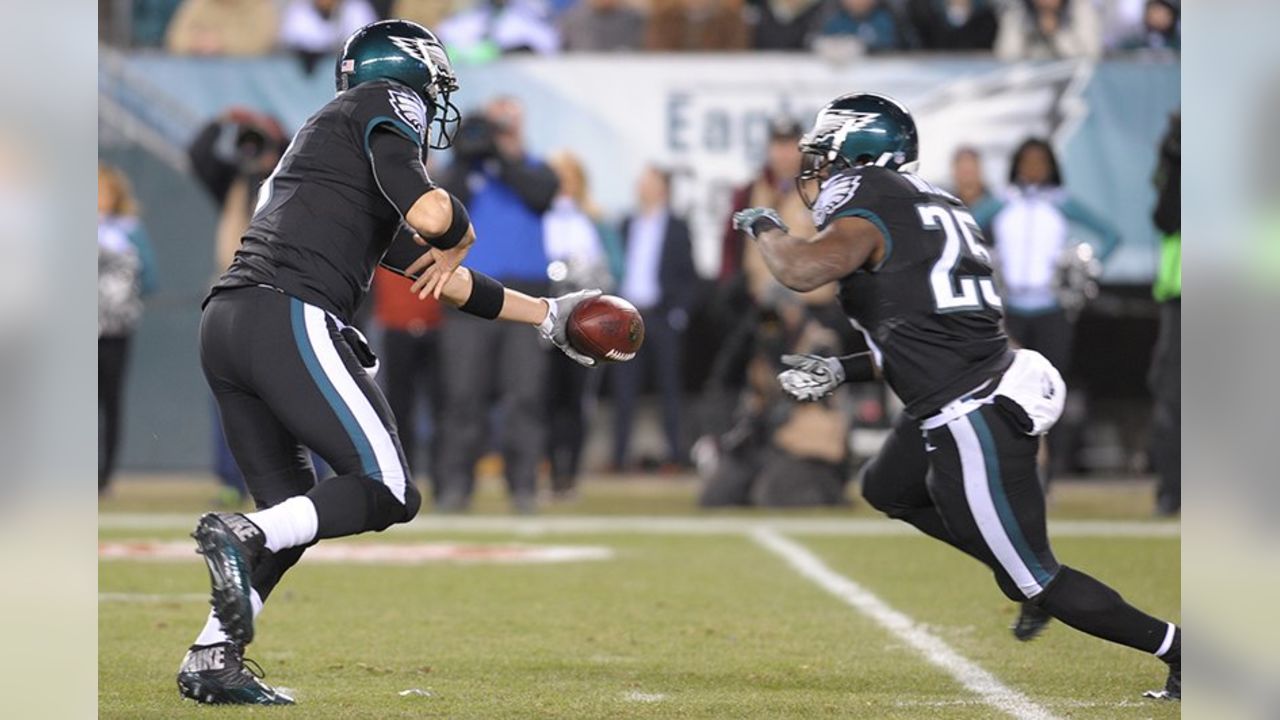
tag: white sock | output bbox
[245,496,319,553]
[193,589,263,647]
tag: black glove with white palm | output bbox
[539,289,602,367]
[777,354,846,401]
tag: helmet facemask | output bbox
[796,145,853,209]
[424,75,462,150]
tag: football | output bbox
[566,295,644,363]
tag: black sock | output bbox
[1037,566,1176,656]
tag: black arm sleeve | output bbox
[497,156,560,214]
[379,224,428,278]
[368,127,436,218]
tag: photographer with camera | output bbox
[433,96,560,513]
[188,108,290,505]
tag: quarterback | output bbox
[178,20,597,704]
[735,93,1180,701]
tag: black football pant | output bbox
[861,406,1173,656]
[201,287,420,601]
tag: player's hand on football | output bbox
[408,228,475,300]
[540,289,602,368]
[732,207,789,239]
[777,353,846,401]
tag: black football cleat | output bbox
[1011,602,1052,642]
[192,512,265,645]
[1143,659,1180,700]
[177,642,293,705]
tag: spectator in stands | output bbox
[1148,112,1180,516]
[386,0,463,30]
[612,166,698,471]
[165,0,279,55]
[646,0,749,51]
[907,0,998,50]
[279,0,378,73]
[1099,0,1146,50]
[188,108,288,504]
[812,0,905,53]
[542,151,623,499]
[372,269,445,495]
[747,0,825,51]
[559,0,646,51]
[698,287,858,507]
[439,0,560,57]
[979,138,1118,371]
[720,117,811,302]
[129,0,186,47]
[1116,0,1178,52]
[976,138,1118,478]
[948,146,998,233]
[98,164,158,494]
[435,97,560,513]
[995,0,1102,60]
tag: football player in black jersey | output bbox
[177,20,600,705]
[733,93,1180,701]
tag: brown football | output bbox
[566,295,644,363]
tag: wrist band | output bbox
[431,193,471,250]
[458,270,505,319]
[839,352,877,383]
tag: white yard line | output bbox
[99,513,1179,538]
[751,527,1061,720]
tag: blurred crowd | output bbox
[102,0,1179,60]
[99,82,1179,513]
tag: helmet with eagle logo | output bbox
[796,93,919,208]
[335,19,461,149]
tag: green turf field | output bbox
[99,476,1179,719]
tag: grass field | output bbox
[100,475,1180,719]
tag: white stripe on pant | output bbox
[949,414,1044,598]
[302,304,407,503]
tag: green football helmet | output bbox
[336,19,461,149]
[796,93,919,208]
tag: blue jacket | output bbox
[445,156,558,283]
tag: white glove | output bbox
[777,353,845,401]
[731,207,789,239]
[539,289,602,367]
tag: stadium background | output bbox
[97,0,1178,484]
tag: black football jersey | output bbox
[208,80,430,322]
[813,166,1012,419]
